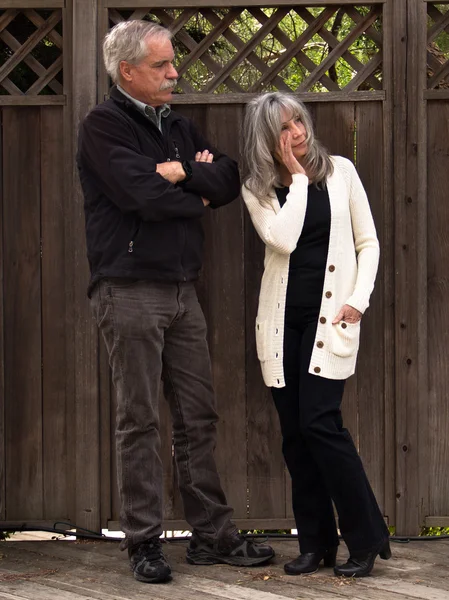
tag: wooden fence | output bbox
[0,0,448,535]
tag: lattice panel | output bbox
[108,6,383,94]
[427,3,449,89]
[0,8,63,96]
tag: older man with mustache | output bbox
[77,20,274,585]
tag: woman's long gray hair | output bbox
[242,92,333,201]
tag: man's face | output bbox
[120,36,178,107]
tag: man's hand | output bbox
[196,150,213,206]
[332,304,362,325]
[156,161,186,184]
[195,150,213,163]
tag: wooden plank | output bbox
[105,0,386,6]
[414,0,430,536]
[1,1,64,7]
[180,104,247,518]
[380,0,396,529]
[3,107,42,519]
[0,78,23,96]
[169,92,386,105]
[0,96,66,106]
[394,0,428,535]
[425,89,449,100]
[5,540,449,600]
[97,3,109,104]
[244,201,286,522]
[427,101,449,520]
[425,516,449,527]
[0,110,4,520]
[108,518,296,531]
[355,101,386,515]
[393,0,412,537]
[99,338,111,529]
[41,106,68,520]
[314,103,359,448]
[62,0,76,530]
[71,0,100,532]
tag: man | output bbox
[77,20,274,584]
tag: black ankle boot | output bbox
[284,547,338,575]
[334,539,391,578]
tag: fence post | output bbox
[69,0,101,533]
[393,0,428,536]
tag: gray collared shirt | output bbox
[117,85,170,132]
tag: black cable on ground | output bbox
[1,523,448,543]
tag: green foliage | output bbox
[421,527,449,536]
[239,529,291,535]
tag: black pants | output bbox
[271,306,389,555]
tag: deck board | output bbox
[0,539,448,600]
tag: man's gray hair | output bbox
[242,92,333,202]
[103,20,172,83]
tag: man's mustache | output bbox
[160,79,177,91]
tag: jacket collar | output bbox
[108,85,181,124]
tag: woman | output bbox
[242,92,390,578]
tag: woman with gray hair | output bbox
[242,92,390,578]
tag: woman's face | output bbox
[277,108,308,163]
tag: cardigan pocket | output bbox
[329,321,361,358]
[255,319,269,362]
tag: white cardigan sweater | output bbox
[242,156,379,387]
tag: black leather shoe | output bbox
[284,547,338,575]
[129,537,172,583]
[334,539,391,578]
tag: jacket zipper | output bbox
[128,224,140,253]
[172,140,181,160]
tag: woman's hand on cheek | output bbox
[279,132,306,176]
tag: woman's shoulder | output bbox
[330,155,356,172]
[241,181,276,207]
[329,155,358,187]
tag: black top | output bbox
[77,86,240,296]
[276,184,331,308]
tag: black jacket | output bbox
[77,87,240,296]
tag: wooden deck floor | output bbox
[0,537,448,600]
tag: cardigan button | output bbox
[314,367,321,374]
[341,322,347,329]
[320,317,326,324]
[325,291,332,298]
[329,265,335,272]
[316,341,324,348]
